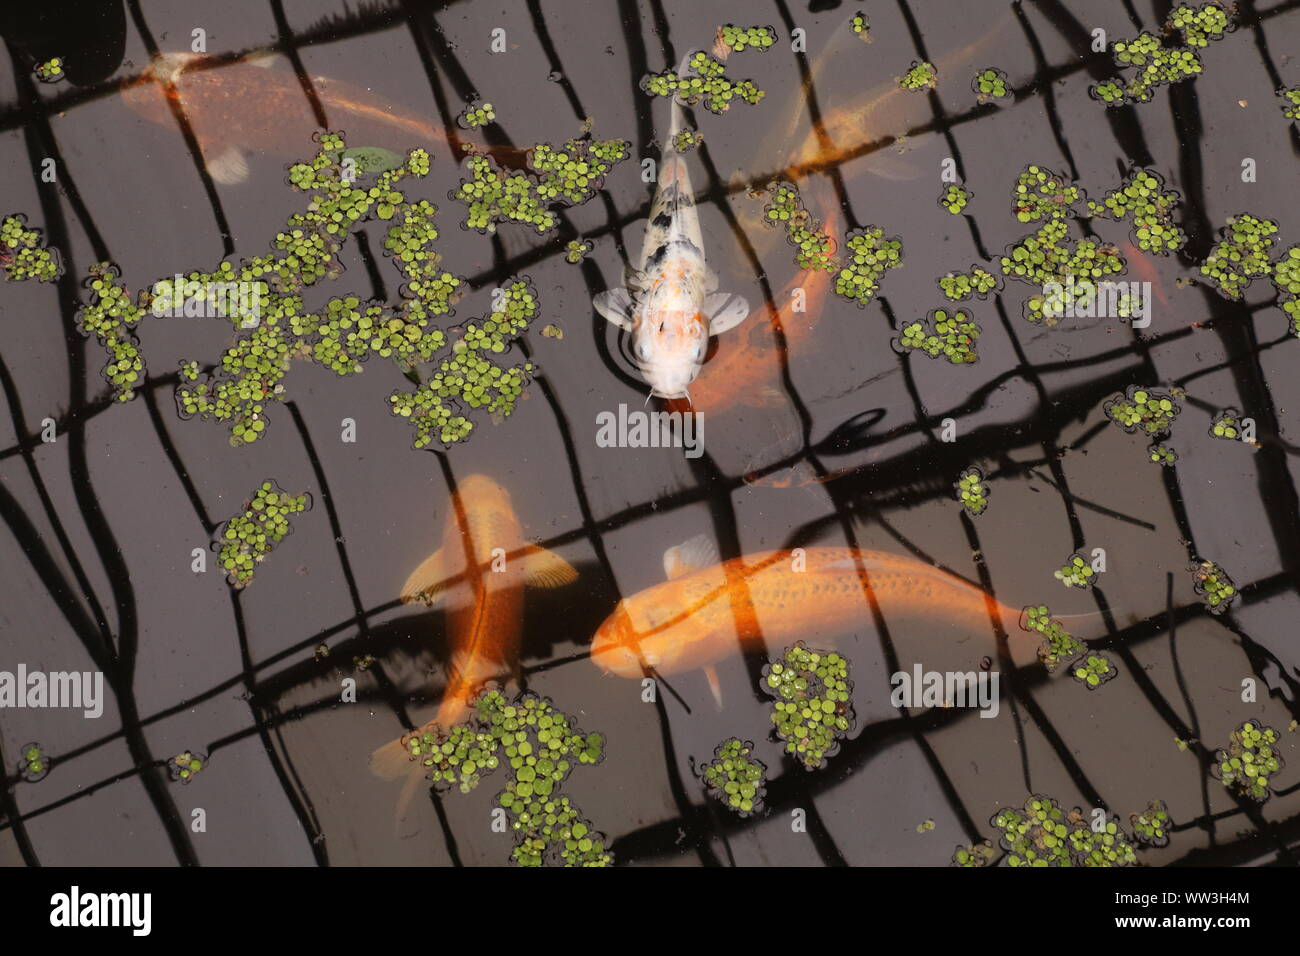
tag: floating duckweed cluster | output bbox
[459,101,495,129]
[1010,165,1081,223]
[897,308,980,364]
[323,145,406,177]
[762,181,838,272]
[850,12,870,40]
[215,480,310,589]
[76,263,147,402]
[1072,652,1118,690]
[1273,246,1300,296]
[1022,605,1085,672]
[992,796,1137,867]
[1130,799,1172,847]
[642,51,764,114]
[1191,559,1236,614]
[388,279,537,448]
[973,67,1010,101]
[1054,553,1097,588]
[19,743,49,782]
[1213,721,1284,802]
[938,266,999,301]
[955,467,988,516]
[1166,3,1232,47]
[170,751,206,784]
[1282,296,1300,336]
[951,840,996,867]
[1149,443,1178,466]
[761,643,854,772]
[834,225,903,306]
[716,25,777,54]
[1,214,62,282]
[34,57,64,82]
[565,238,592,264]
[698,738,767,816]
[898,60,938,92]
[1086,167,1186,255]
[939,184,972,215]
[1009,233,1132,325]
[671,127,702,152]
[1091,5,1232,107]
[540,323,563,339]
[401,689,610,866]
[1104,385,1181,437]
[455,132,630,234]
[1198,212,1279,299]
[1210,409,1242,440]
[1279,86,1300,121]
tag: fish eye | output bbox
[636,339,652,360]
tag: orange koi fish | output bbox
[590,536,1031,701]
[121,52,523,184]
[370,474,576,816]
[1121,241,1170,308]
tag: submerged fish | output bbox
[594,71,751,400]
[370,474,576,816]
[590,536,1033,700]
[121,52,523,184]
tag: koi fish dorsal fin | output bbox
[704,664,724,709]
[520,544,578,589]
[663,533,719,580]
[594,288,634,331]
[400,546,452,605]
[705,293,751,335]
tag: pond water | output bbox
[1,0,1298,867]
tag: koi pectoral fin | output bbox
[400,546,452,605]
[663,533,720,580]
[704,664,724,710]
[705,293,751,335]
[594,288,635,331]
[520,544,578,588]
[207,146,250,185]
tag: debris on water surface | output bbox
[698,738,767,817]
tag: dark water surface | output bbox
[1,0,1299,867]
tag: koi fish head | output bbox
[631,298,710,400]
[590,588,698,677]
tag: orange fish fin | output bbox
[520,544,578,588]
[663,533,719,580]
[207,146,249,185]
[400,546,452,604]
[371,725,434,822]
[704,664,724,710]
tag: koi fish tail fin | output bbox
[369,730,430,823]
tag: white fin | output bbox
[594,288,635,331]
[704,664,724,710]
[663,533,719,580]
[400,547,451,604]
[151,51,204,84]
[705,293,751,335]
[243,50,279,69]
[207,146,249,185]
[520,544,578,588]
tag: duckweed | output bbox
[1270,245,1300,296]
[1090,8,1230,108]
[76,263,146,402]
[1072,653,1118,690]
[642,50,764,114]
[401,689,611,866]
[835,225,903,306]
[1010,164,1081,223]
[672,127,702,152]
[34,57,64,83]
[973,67,1010,101]
[1,214,62,283]
[1166,3,1232,47]
[564,238,592,264]
[716,25,777,54]
[1149,443,1178,466]
[459,101,495,129]
[170,750,206,784]
[1130,799,1172,847]
[762,181,839,273]
[1086,167,1186,255]
[215,480,310,589]
[850,12,870,40]
[761,643,854,772]
[937,266,999,301]
[1104,385,1181,437]
[698,738,767,816]
[1191,559,1236,614]
[1210,409,1242,441]
[897,308,980,364]
[1199,212,1278,300]
[1278,85,1300,122]
[1022,605,1085,673]
[993,796,1137,867]
[1213,721,1284,803]
[955,467,989,516]
[19,743,49,783]
[898,60,938,92]
[1054,552,1097,588]
[951,840,996,867]
[940,184,972,215]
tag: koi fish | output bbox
[121,51,523,184]
[594,64,750,400]
[1120,241,1170,308]
[370,474,577,817]
[590,535,1031,703]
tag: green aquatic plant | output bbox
[1072,652,1117,690]
[19,743,49,783]
[897,308,980,364]
[1090,7,1232,107]
[992,796,1137,867]
[762,181,838,273]
[1270,245,1300,297]
[1104,385,1181,437]
[671,127,702,152]
[1209,409,1243,441]
[955,467,989,516]
[1010,164,1081,223]
[716,24,777,54]
[401,689,611,866]
[1130,799,1172,847]
[834,225,903,307]
[761,643,854,772]
[76,263,147,403]
[215,480,310,589]
[1166,3,1232,47]
[1054,552,1097,589]
[1199,212,1279,300]
[937,266,999,301]
[1213,721,1284,803]
[564,238,592,264]
[642,50,764,114]
[1191,558,1236,614]
[459,101,495,129]
[972,67,1010,101]
[1022,605,1085,672]
[170,751,206,784]
[939,184,972,215]
[34,57,64,83]
[850,11,871,40]
[1,214,62,282]
[1086,167,1186,255]
[1278,86,1300,121]
[698,738,767,816]
[322,146,406,176]
[951,840,996,866]
[898,60,937,92]
[1149,443,1178,466]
